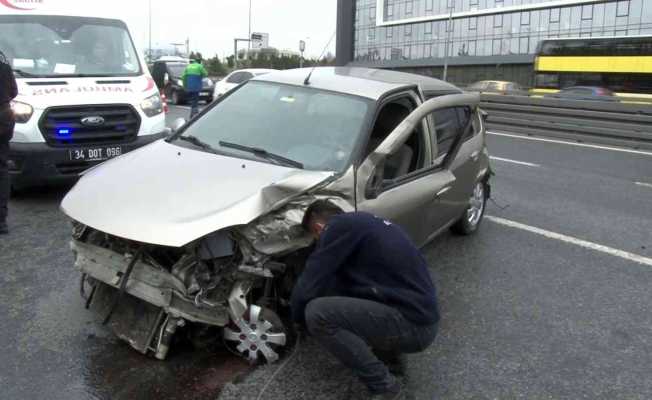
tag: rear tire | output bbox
[450,180,488,235]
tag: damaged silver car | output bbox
[61,67,491,363]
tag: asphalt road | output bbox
[2,106,651,399]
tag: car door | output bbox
[357,92,480,247]
[427,105,484,232]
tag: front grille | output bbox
[39,104,141,147]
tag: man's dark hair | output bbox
[302,200,344,231]
[0,51,7,65]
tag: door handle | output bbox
[436,186,452,197]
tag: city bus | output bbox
[532,36,652,100]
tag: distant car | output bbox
[545,86,615,101]
[467,80,524,95]
[151,60,214,105]
[213,68,277,99]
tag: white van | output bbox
[0,7,166,190]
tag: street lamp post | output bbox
[248,0,252,51]
[299,40,306,68]
[442,1,454,81]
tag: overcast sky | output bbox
[125,0,338,59]
[1,0,337,59]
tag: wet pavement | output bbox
[2,112,652,399]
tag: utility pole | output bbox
[185,38,190,58]
[299,40,306,68]
[248,0,252,51]
[442,1,454,81]
[148,0,152,62]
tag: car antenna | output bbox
[304,30,336,86]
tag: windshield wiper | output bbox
[12,69,38,78]
[178,135,218,153]
[218,141,304,169]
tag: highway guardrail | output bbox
[480,94,652,150]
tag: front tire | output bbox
[450,180,488,235]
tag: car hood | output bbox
[61,140,335,247]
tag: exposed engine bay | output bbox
[71,199,340,363]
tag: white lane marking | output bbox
[488,131,652,157]
[486,216,652,268]
[170,105,191,110]
[636,182,652,189]
[489,156,540,167]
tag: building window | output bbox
[469,17,477,30]
[368,28,376,42]
[386,27,393,39]
[494,14,503,28]
[470,0,479,6]
[425,0,433,12]
[617,1,630,17]
[406,1,414,15]
[387,3,394,17]
[495,0,504,7]
[581,5,593,20]
[519,37,529,54]
[521,12,530,25]
[492,39,502,55]
[425,22,433,35]
[447,0,454,9]
[405,25,412,36]
[468,40,477,56]
[370,6,376,20]
[550,8,561,23]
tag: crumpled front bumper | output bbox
[71,240,229,326]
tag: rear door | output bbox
[427,105,484,231]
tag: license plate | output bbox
[201,91,211,96]
[68,146,123,162]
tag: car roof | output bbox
[253,67,461,100]
[235,68,278,73]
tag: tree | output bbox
[189,51,204,62]
[205,54,227,76]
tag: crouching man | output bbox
[290,200,440,399]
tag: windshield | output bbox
[167,63,187,77]
[175,81,372,172]
[0,15,141,77]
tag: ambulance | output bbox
[0,0,166,190]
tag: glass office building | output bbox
[335,0,652,86]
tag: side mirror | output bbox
[172,117,187,132]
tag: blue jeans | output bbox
[305,296,438,394]
[188,91,200,118]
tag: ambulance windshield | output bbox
[0,15,142,78]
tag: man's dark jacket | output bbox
[0,61,17,138]
[291,212,440,326]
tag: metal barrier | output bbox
[480,94,652,150]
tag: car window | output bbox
[457,107,476,141]
[365,96,430,183]
[432,108,461,159]
[486,82,500,91]
[467,82,486,91]
[176,81,372,172]
[226,72,246,84]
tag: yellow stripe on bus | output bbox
[536,56,652,74]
